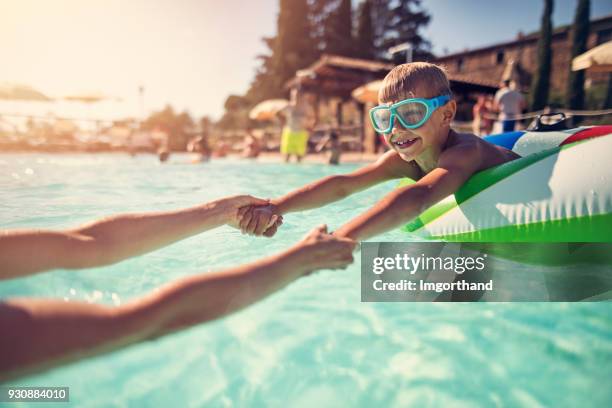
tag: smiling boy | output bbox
[241,62,521,241]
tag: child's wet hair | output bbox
[378,62,452,103]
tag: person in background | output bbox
[280,89,315,163]
[483,96,495,135]
[315,129,342,165]
[472,95,494,136]
[213,141,230,158]
[157,148,170,162]
[242,128,261,159]
[156,132,171,162]
[494,79,526,132]
[0,196,355,380]
[188,135,211,162]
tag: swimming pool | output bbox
[1,153,611,407]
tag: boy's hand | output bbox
[238,204,283,237]
[294,225,356,272]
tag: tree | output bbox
[245,36,281,103]
[355,0,375,60]
[604,74,612,110]
[222,0,434,129]
[566,0,590,118]
[379,0,432,62]
[243,0,316,105]
[273,0,316,87]
[142,105,195,150]
[530,0,554,111]
[216,95,250,130]
[323,0,354,57]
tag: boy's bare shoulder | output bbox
[438,133,481,170]
[447,131,482,148]
[444,131,520,170]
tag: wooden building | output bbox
[285,54,394,128]
[433,14,612,97]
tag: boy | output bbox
[239,62,521,241]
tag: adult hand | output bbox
[295,225,356,272]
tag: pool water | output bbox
[1,153,611,407]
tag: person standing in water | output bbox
[315,129,342,165]
[280,88,315,163]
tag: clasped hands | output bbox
[222,195,355,270]
[237,202,283,237]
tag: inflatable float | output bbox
[400,125,612,247]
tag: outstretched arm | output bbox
[0,195,267,279]
[0,226,356,381]
[240,150,420,236]
[334,145,482,241]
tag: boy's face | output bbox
[380,87,456,162]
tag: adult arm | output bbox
[240,150,421,235]
[0,195,267,279]
[333,144,482,241]
[0,226,355,381]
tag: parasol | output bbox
[572,41,612,72]
[248,99,289,121]
[351,80,382,104]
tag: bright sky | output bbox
[1,0,610,121]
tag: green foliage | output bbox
[356,0,375,60]
[546,83,610,125]
[530,0,553,111]
[273,0,316,88]
[547,90,566,109]
[378,0,432,61]
[222,0,432,128]
[142,105,195,150]
[603,74,612,110]
[585,82,610,110]
[217,95,251,130]
[223,95,250,111]
[141,105,195,150]
[243,0,316,108]
[323,0,354,57]
[566,0,590,118]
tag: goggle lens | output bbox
[371,109,392,132]
[396,102,427,126]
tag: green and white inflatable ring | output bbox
[400,125,612,243]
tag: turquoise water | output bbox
[1,153,611,407]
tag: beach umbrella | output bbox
[351,80,382,104]
[0,82,51,101]
[572,40,612,72]
[63,91,121,103]
[248,99,289,121]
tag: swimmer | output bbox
[0,195,355,380]
[188,135,211,162]
[158,148,170,162]
[315,129,341,165]
[239,62,521,241]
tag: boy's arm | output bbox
[334,144,482,241]
[0,195,267,280]
[0,226,355,381]
[240,150,420,236]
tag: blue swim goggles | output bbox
[369,95,451,133]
